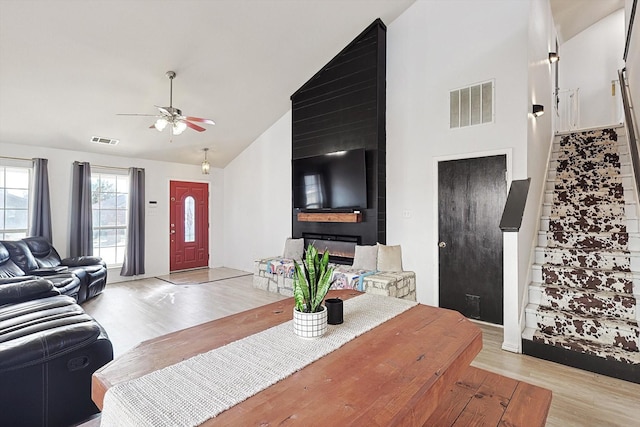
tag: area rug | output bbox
[156,267,251,285]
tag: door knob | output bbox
[438,241,446,248]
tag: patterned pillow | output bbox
[282,238,304,260]
[351,245,378,271]
[377,244,403,272]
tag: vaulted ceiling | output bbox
[550,0,624,43]
[0,0,625,168]
[0,0,415,168]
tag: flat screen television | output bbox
[292,149,367,210]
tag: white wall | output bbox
[0,142,224,282]
[221,2,556,356]
[559,9,626,129]
[386,0,530,306]
[503,0,557,352]
[223,110,292,272]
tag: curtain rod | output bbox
[0,155,32,162]
[0,157,133,171]
[91,164,131,171]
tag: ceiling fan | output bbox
[118,71,215,136]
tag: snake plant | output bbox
[293,244,334,313]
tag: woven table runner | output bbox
[100,294,417,427]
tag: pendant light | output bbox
[202,148,210,174]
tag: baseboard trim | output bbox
[501,341,521,354]
[522,338,640,384]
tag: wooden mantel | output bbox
[297,212,362,223]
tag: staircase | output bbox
[523,126,640,383]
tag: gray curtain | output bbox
[121,167,145,276]
[70,161,93,256]
[29,158,52,242]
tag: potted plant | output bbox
[292,244,334,338]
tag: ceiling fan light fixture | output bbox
[172,121,187,135]
[118,71,215,137]
[154,118,168,131]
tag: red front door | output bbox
[170,180,209,272]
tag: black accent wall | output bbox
[290,19,386,254]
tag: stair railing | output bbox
[618,68,640,204]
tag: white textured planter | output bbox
[293,305,327,339]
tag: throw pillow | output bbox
[283,238,304,260]
[377,244,403,272]
[351,245,378,271]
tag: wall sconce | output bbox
[532,104,545,117]
[201,148,210,175]
[548,52,559,63]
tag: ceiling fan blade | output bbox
[185,116,215,125]
[185,121,206,132]
[117,113,159,117]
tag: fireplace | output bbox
[302,234,359,265]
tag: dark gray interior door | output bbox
[438,155,507,325]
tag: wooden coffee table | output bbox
[93,290,482,426]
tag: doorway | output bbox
[169,180,209,272]
[437,155,506,325]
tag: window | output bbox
[0,164,31,240]
[184,196,195,242]
[450,80,494,128]
[91,170,129,266]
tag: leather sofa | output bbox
[0,278,113,426]
[0,237,107,304]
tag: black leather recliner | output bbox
[4,237,107,304]
[0,279,113,427]
[0,240,82,300]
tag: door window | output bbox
[184,196,195,242]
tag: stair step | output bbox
[541,215,632,233]
[543,202,628,219]
[551,128,625,150]
[532,264,636,294]
[525,304,639,352]
[542,203,637,222]
[538,231,637,251]
[556,144,619,158]
[535,247,637,271]
[546,176,633,192]
[558,128,619,145]
[552,175,625,191]
[523,328,640,365]
[543,188,632,205]
[549,151,628,167]
[551,140,628,159]
[528,283,637,320]
[551,164,629,181]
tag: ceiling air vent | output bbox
[91,136,119,146]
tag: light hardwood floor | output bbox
[83,269,640,427]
